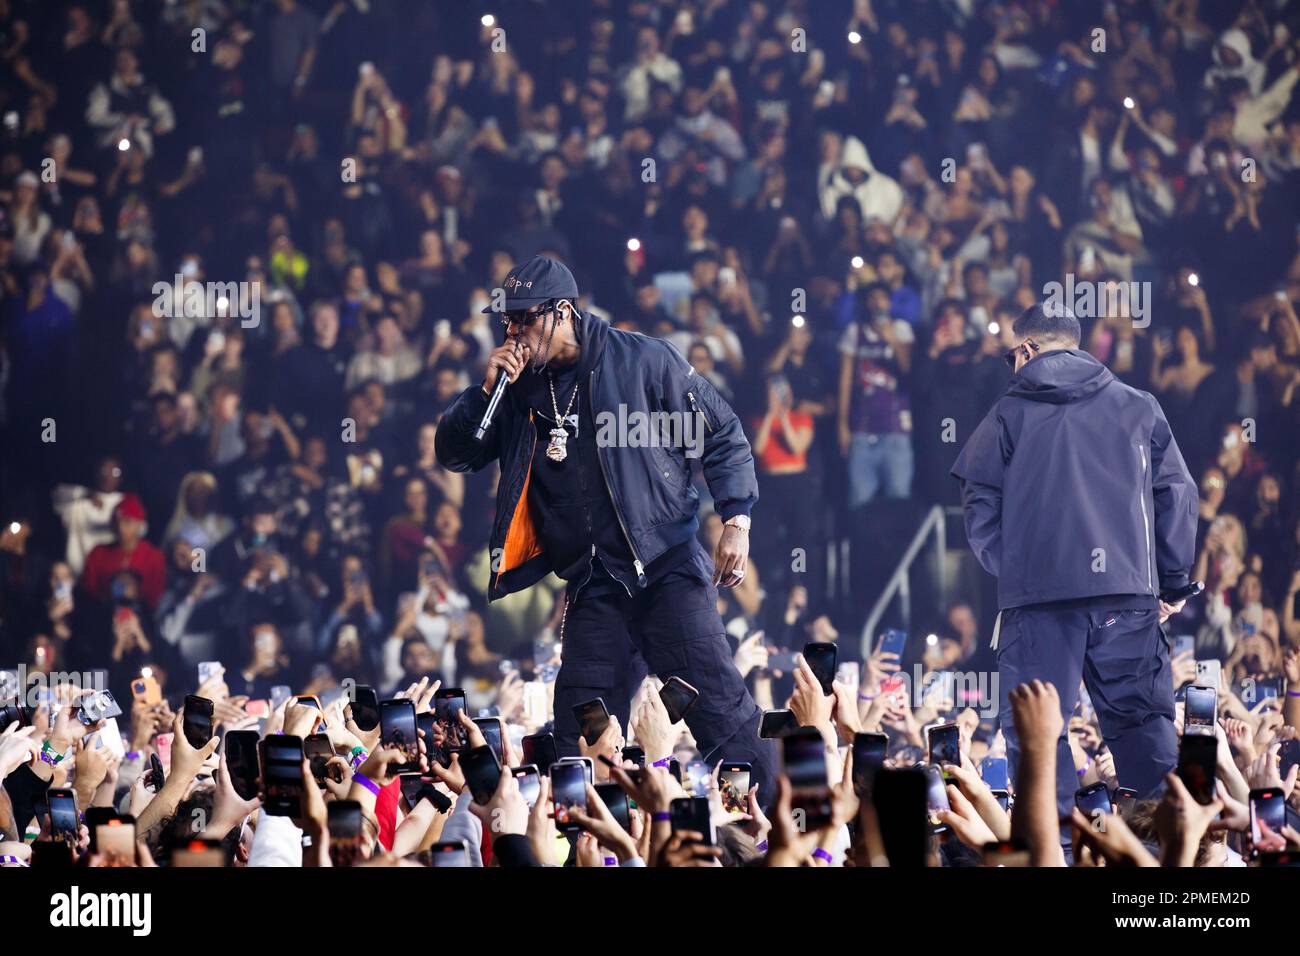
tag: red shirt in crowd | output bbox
[80,539,167,611]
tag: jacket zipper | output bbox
[1137,444,1154,593]
[687,390,713,433]
[591,369,647,588]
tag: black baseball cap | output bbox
[483,255,580,313]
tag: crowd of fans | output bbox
[0,0,1298,868]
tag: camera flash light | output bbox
[848,31,862,44]
[481,14,495,27]
[851,256,864,269]
[792,315,806,328]
[117,138,131,152]
[1123,97,1135,110]
[626,237,641,252]
[1188,273,1200,287]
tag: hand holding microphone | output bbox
[475,338,532,441]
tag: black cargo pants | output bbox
[552,567,779,809]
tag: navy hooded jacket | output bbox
[951,348,1197,610]
[435,309,758,602]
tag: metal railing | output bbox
[858,504,951,659]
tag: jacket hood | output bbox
[1213,28,1256,70]
[1008,348,1114,404]
[839,135,877,175]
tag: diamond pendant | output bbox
[546,427,569,462]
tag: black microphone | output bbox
[475,369,510,442]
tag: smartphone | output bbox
[550,760,587,832]
[350,685,381,732]
[1074,781,1111,819]
[685,759,710,795]
[197,661,223,685]
[877,628,907,661]
[514,765,541,808]
[77,689,123,725]
[417,711,444,767]
[560,755,595,784]
[1249,787,1286,849]
[980,755,1009,791]
[1279,740,1300,780]
[522,732,559,775]
[1176,734,1217,805]
[927,723,961,770]
[718,761,751,814]
[131,673,162,706]
[667,756,682,784]
[923,764,951,832]
[259,735,306,816]
[380,699,420,774]
[96,815,138,865]
[269,685,292,711]
[573,697,611,746]
[170,838,225,867]
[873,769,930,866]
[1183,684,1217,737]
[182,695,215,749]
[474,716,505,764]
[659,677,699,724]
[1114,786,1138,816]
[305,732,337,784]
[146,752,166,792]
[426,840,471,867]
[457,744,500,805]
[155,732,173,769]
[852,732,888,795]
[434,688,467,752]
[84,807,116,853]
[759,709,799,739]
[48,788,79,844]
[982,840,1031,867]
[94,718,126,760]
[1195,660,1221,692]
[802,641,837,695]
[224,729,261,801]
[667,795,713,846]
[991,789,1010,813]
[1172,634,1196,660]
[328,800,363,841]
[595,782,633,832]
[293,694,324,730]
[783,727,831,829]
[621,744,646,767]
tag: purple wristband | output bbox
[603,856,618,866]
[124,751,141,761]
[652,811,671,822]
[813,848,834,863]
[755,839,768,853]
[1289,690,1300,699]
[354,772,381,796]
[652,757,672,769]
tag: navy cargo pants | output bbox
[996,604,1178,820]
[552,567,778,809]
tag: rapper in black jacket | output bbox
[437,259,776,804]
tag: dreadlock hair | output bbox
[531,298,578,370]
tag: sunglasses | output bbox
[499,301,557,332]
[1003,340,1039,369]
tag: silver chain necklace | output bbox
[545,371,579,462]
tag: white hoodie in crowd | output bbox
[818,136,905,224]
